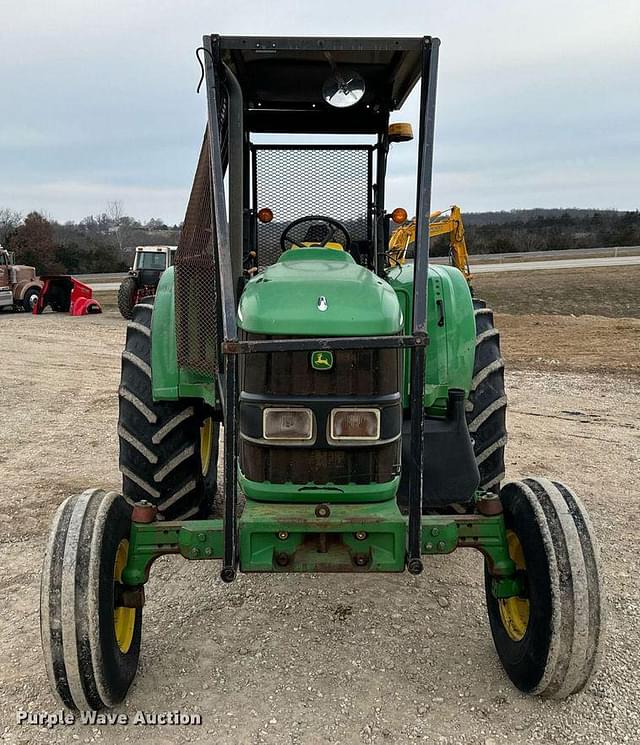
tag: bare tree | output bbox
[0,208,22,245]
[107,200,125,251]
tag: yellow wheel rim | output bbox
[498,530,530,642]
[200,418,213,476]
[113,539,136,654]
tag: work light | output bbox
[263,408,314,441]
[330,408,380,441]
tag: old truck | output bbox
[0,246,42,312]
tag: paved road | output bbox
[463,244,640,262]
[467,254,640,274]
[88,254,640,290]
[89,282,124,291]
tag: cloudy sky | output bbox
[1,0,638,224]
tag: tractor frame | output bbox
[152,35,454,582]
[41,35,604,710]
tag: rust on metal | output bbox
[132,500,158,524]
[476,495,503,516]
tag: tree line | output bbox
[1,205,638,275]
[0,203,180,275]
[456,208,640,256]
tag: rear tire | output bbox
[117,277,137,320]
[40,489,142,710]
[118,299,219,520]
[467,299,507,493]
[485,477,605,698]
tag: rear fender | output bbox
[151,267,217,408]
[70,296,102,315]
[389,264,476,415]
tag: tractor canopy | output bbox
[219,36,423,134]
[174,35,437,375]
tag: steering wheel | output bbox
[280,215,351,252]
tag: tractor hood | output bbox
[238,248,403,336]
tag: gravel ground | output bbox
[0,310,638,744]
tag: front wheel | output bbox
[22,286,40,312]
[40,489,142,710]
[485,477,605,698]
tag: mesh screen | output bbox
[174,133,219,375]
[253,146,371,268]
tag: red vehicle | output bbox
[33,275,102,315]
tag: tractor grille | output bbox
[240,334,400,396]
[240,440,400,485]
[239,333,401,486]
[252,145,372,269]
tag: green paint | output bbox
[419,513,516,579]
[239,469,400,503]
[150,267,216,407]
[311,350,333,370]
[122,519,224,586]
[238,500,407,572]
[387,264,476,414]
[122,507,519,597]
[238,248,403,336]
[491,576,525,599]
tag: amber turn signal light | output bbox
[391,207,408,224]
[257,207,273,223]
[388,122,414,142]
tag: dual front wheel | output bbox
[40,489,141,710]
[485,477,605,697]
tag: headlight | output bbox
[330,408,380,441]
[263,408,314,441]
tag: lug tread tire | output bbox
[467,298,507,492]
[485,477,604,698]
[118,300,218,519]
[117,277,137,320]
[40,489,142,710]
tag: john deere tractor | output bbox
[41,35,604,710]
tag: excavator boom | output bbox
[388,204,472,283]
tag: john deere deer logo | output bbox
[311,351,333,370]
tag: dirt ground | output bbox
[1,292,639,744]
[472,265,640,319]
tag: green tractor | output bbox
[41,35,604,710]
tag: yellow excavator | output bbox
[388,204,472,283]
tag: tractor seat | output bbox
[303,223,331,243]
[294,241,344,251]
[296,224,343,250]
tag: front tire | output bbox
[485,477,605,698]
[40,489,142,710]
[118,300,219,519]
[22,286,40,312]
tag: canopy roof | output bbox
[216,36,426,134]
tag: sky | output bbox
[0,0,639,224]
